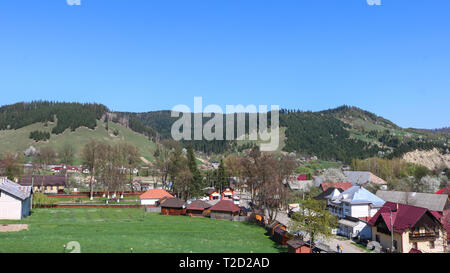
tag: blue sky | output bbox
[0,0,449,129]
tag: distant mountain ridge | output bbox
[0,101,448,163]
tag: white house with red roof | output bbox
[139,189,173,205]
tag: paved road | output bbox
[266,210,367,253]
[238,193,367,253]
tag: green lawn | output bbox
[0,208,285,253]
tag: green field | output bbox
[0,120,157,164]
[0,208,285,253]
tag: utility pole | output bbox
[381,205,395,253]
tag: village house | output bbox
[376,190,449,213]
[314,187,343,204]
[327,186,385,239]
[139,189,173,206]
[209,200,241,220]
[19,175,66,194]
[368,202,447,253]
[160,198,186,216]
[343,171,388,190]
[185,200,212,217]
[0,178,33,220]
[319,182,353,192]
[52,166,80,173]
[286,174,314,192]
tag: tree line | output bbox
[0,101,108,134]
[29,130,51,142]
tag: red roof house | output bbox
[320,182,353,192]
[368,202,446,253]
[139,189,173,205]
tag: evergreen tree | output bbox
[186,146,203,198]
[216,160,228,192]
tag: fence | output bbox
[34,204,145,209]
[145,207,162,213]
[232,216,249,222]
[46,191,145,198]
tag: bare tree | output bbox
[241,148,297,224]
[59,143,75,166]
[37,147,56,191]
[81,140,102,200]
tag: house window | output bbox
[429,241,435,249]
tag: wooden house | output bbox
[273,226,290,245]
[209,200,241,220]
[185,200,212,217]
[287,238,313,253]
[160,198,186,216]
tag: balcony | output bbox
[409,232,439,240]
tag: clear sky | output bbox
[0,0,449,129]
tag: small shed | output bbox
[185,200,212,217]
[266,220,283,236]
[160,198,186,216]
[273,226,290,245]
[209,200,241,220]
[287,238,312,253]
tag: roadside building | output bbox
[0,178,33,220]
[376,190,449,213]
[328,186,385,239]
[368,202,447,253]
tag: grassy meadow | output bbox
[0,208,285,253]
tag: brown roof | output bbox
[186,200,212,211]
[210,200,241,213]
[139,189,173,200]
[287,238,310,249]
[19,175,66,186]
[160,198,185,208]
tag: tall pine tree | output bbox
[186,146,204,198]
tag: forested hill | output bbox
[0,101,108,134]
[0,102,447,163]
[126,106,448,163]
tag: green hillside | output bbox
[0,120,157,164]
